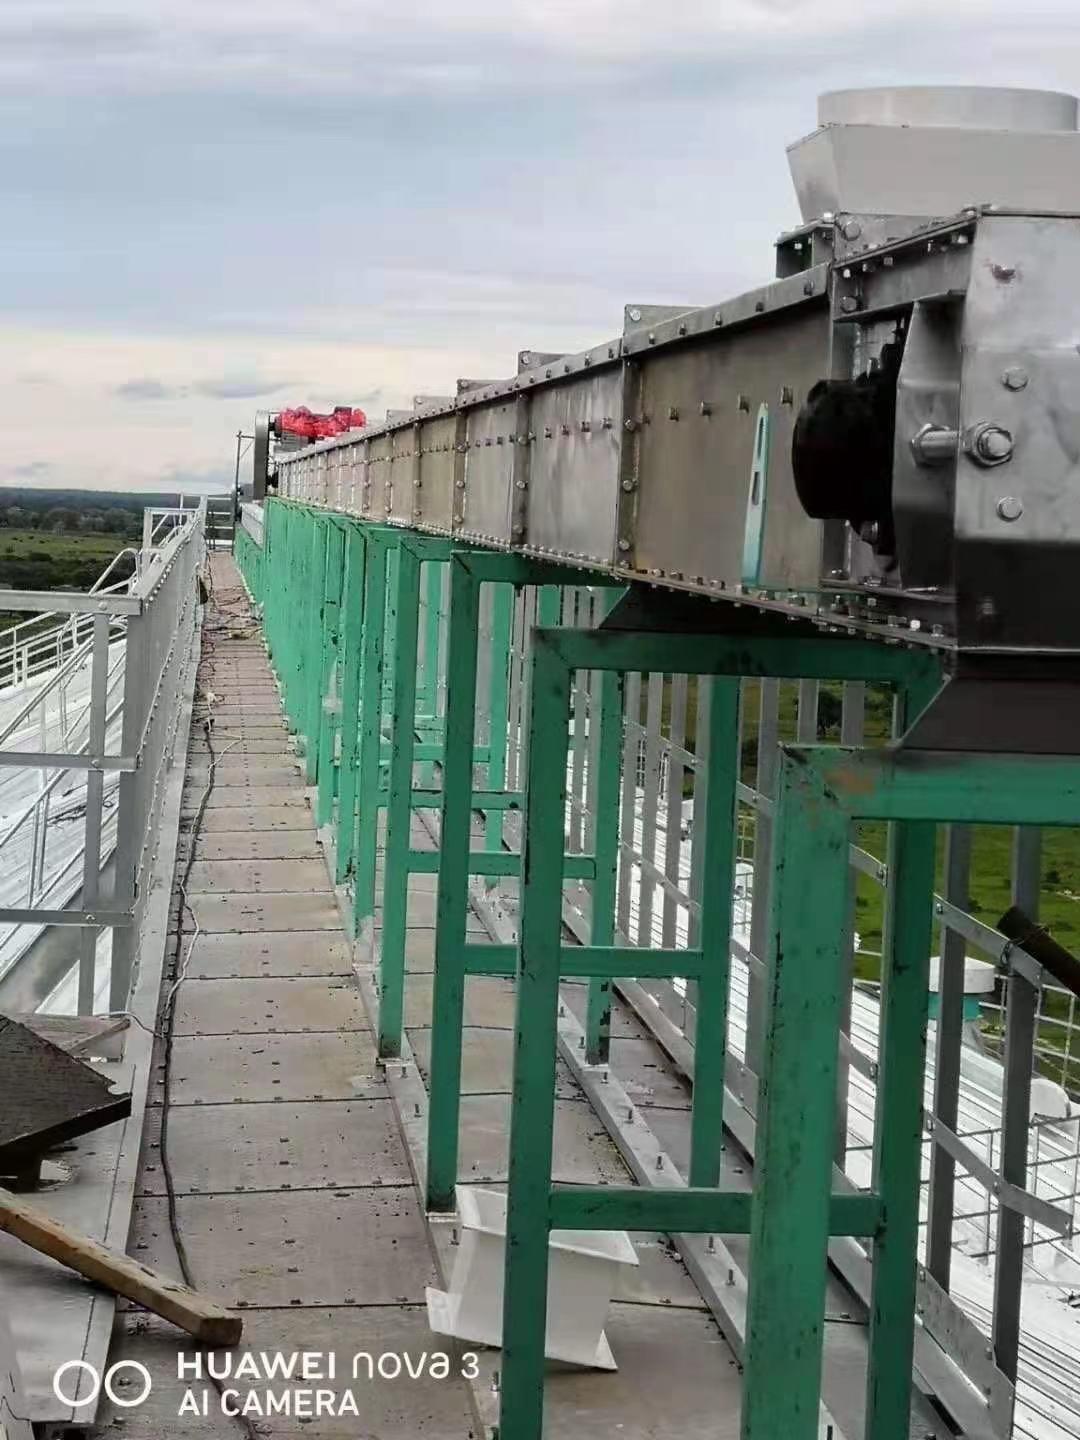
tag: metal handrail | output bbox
[0,501,206,1001]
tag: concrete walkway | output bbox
[92,556,477,1438]
[93,553,742,1439]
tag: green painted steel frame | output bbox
[234,524,265,605]
[498,624,943,1440]
[422,551,623,1210]
[238,504,1035,1440]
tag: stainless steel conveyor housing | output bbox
[259,86,1080,666]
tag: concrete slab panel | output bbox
[184,931,353,979]
[561,981,651,1041]
[183,892,341,932]
[186,829,323,861]
[610,1036,691,1110]
[197,786,310,809]
[188,738,292,756]
[184,859,331,894]
[456,1094,628,1186]
[164,1031,383,1104]
[403,974,517,1030]
[172,977,366,1037]
[407,1026,582,1100]
[129,1188,436,1306]
[470,1303,741,1439]
[190,806,315,832]
[617,1233,709,1309]
[184,766,302,788]
[138,1100,410,1194]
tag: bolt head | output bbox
[971,423,1014,465]
[839,294,860,315]
[841,219,862,241]
[996,495,1023,521]
[1002,366,1028,391]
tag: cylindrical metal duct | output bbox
[819,86,1077,133]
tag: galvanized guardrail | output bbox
[0,503,206,1014]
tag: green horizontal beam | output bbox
[801,747,1080,827]
[406,848,595,879]
[459,552,624,588]
[378,744,488,763]
[409,788,523,810]
[546,627,939,686]
[462,943,706,979]
[549,1184,883,1237]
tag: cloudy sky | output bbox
[2,1,1078,493]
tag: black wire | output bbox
[156,592,265,1440]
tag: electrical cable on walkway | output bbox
[155,578,264,1440]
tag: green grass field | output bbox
[0,529,136,627]
[647,672,1080,1085]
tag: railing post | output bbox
[77,613,110,1015]
[742,750,851,1440]
[500,630,571,1440]
[926,823,972,1287]
[378,539,421,1056]
[315,521,345,828]
[688,676,740,1187]
[992,827,1041,1388]
[864,672,940,1440]
[353,531,390,930]
[426,554,482,1211]
[334,526,367,883]
[583,662,623,1063]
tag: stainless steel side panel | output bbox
[956,215,1080,649]
[417,414,459,533]
[526,372,622,565]
[368,432,393,522]
[629,304,830,590]
[462,401,515,544]
[389,427,418,525]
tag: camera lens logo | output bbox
[53,1361,153,1409]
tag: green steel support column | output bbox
[864,677,939,1440]
[537,585,561,627]
[353,532,390,931]
[688,676,740,1187]
[484,581,513,863]
[500,631,571,1440]
[335,526,367,884]
[304,515,328,777]
[316,521,346,828]
[274,504,295,724]
[583,663,623,1063]
[742,752,850,1440]
[287,507,312,733]
[418,559,443,787]
[283,505,304,729]
[379,540,422,1057]
[426,555,482,1212]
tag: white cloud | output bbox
[2,0,1079,493]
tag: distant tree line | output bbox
[0,503,140,536]
[0,486,190,539]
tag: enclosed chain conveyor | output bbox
[236,86,1080,1440]
[8,81,1080,1440]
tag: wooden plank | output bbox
[0,1187,243,1346]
